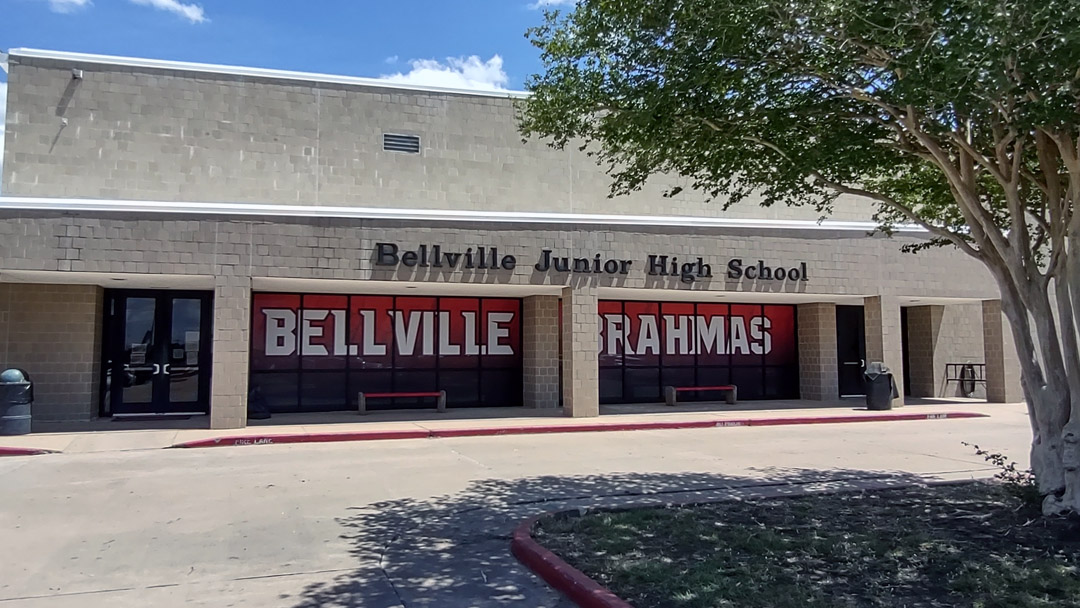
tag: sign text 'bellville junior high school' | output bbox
[374,243,810,284]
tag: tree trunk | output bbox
[990,261,1080,515]
[1044,238,1080,515]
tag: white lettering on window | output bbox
[301,309,329,356]
[750,316,772,355]
[264,309,296,356]
[487,312,514,355]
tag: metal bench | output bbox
[358,390,447,414]
[664,385,738,406]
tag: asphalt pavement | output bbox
[0,403,1031,607]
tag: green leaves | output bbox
[519,0,1080,245]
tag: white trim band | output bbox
[8,48,529,99]
[0,196,927,233]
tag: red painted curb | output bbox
[171,429,430,449]
[511,516,634,608]
[0,446,57,456]
[169,411,989,449]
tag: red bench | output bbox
[664,385,737,406]
[358,390,447,414]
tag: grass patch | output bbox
[536,484,1080,608]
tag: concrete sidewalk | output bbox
[0,399,1001,455]
[0,405,1030,607]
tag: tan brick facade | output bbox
[864,296,905,407]
[0,283,102,422]
[5,52,879,222]
[522,295,560,409]
[0,50,1027,425]
[561,285,599,417]
[797,303,838,400]
[983,299,1024,403]
[905,304,986,398]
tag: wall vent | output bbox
[383,133,421,154]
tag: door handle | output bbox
[152,363,161,375]
[163,364,171,376]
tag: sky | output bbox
[0,0,578,186]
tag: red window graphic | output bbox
[597,300,798,401]
[250,294,523,413]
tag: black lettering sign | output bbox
[373,244,807,284]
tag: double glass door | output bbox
[103,291,213,416]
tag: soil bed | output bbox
[536,483,1080,608]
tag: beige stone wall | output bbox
[906,304,986,398]
[865,295,905,407]
[797,302,838,400]
[562,285,599,417]
[4,53,875,222]
[0,214,1002,300]
[0,283,102,422]
[210,276,251,429]
[983,299,1024,403]
[523,295,561,409]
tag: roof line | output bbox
[0,196,925,234]
[7,48,530,99]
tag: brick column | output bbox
[904,305,943,398]
[209,275,251,429]
[983,299,1023,402]
[561,285,599,417]
[864,295,905,407]
[796,302,838,400]
[523,295,561,409]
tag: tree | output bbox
[518,0,1080,514]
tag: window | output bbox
[250,294,522,412]
[597,300,799,403]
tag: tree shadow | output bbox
[290,467,932,607]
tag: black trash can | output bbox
[0,368,33,436]
[864,362,898,411]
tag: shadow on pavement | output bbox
[291,467,930,608]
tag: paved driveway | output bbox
[0,405,1030,607]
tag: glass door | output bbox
[102,291,213,416]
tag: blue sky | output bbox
[0,0,576,183]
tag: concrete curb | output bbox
[512,477,983,608]
[0,446,58,457]
[511,515,634,608]
[168,411,989,449]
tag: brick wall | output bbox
[5,53,877,222]
[865,296,905,406]
[523,295,560,409]
[0,283,102,422]
[561,285,599,417]
[797,302,838,400]
[906,304,986,398]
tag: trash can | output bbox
[864,362,898,411]
[0,368,33,436]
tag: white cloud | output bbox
[385,55,399,65]
[380,55,508,91]
[528,0,576,9]
[0,81,7,192]
[128,0,207,23]
[46,0,91,13]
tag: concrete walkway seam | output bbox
[168,411,989,449]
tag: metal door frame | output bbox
[835,305,867,397]
[100,289,213,417]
